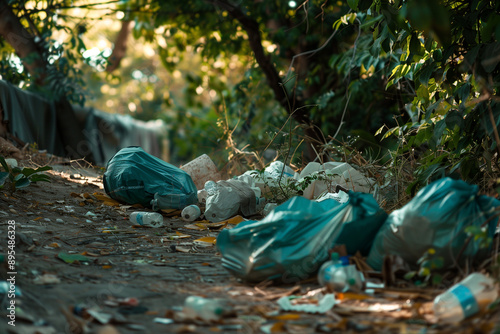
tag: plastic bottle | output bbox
[433,272,498,323]
[129,212,164,227]
[262,203,278,216]
[183,296,225,322]
[181,204,201,221]
[318,253,364,292]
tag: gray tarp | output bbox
[0,80,66,156]
[0,80,166,166]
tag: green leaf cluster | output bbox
[0,156,52,193]
[404,248,444,287]
[349,0,500,193]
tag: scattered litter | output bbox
[181,204,201,222]
[130,211,164,227]
[277,291,336,313]
[103,147,198,210]
[217,193,386,283]
[119,297,139,307]
[180,153,221,190]
[433,272,498,323]
[315,191,349,203]
[197,189,208,204]
[33,274,61,285]
[63,206,75,213]
[204,179,260,223]
[261,203,277,216]
[0,281,22,296]
[154,317,174,324]
[367,177,500,270]
[183,295,229,322]
[173,246,191,253]
[297,161,375,199]
[318,253,365,293]
[87,309,113,324]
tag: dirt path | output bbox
[1,161,499,334]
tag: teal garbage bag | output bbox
[103,147,197,210]
[367,177,500,271]
[216,192,387,283]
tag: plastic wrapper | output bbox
[216,192,387,283]
[366,177,500,271]
[180,154,221,190]
[103,146,198,210]
[297,162,375,199]
[243,161,296,199]
[204,179,258,223]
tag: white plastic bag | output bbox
[204,179,258,222]
[297,162,374,199]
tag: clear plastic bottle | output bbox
[181,204,201,221]
[262,202,278,216]
[318,253,364,292]
[433,272,498,323]
[129,212,164,227]
[183,296,225,322]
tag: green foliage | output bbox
[2,0,499,192]
[251,168,344,205]
[0,156,52,193]
[341,0,500,193]
[465,225,493,249]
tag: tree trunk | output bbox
[0,0,94,162]
[206,0,327,162]
[0,1,45,85]
[106,20,132,73]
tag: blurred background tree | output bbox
[1,0,498,196]
[0,0,399,167]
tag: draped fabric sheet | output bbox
[0,80,166,165]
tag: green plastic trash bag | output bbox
[366,177,500,271]
[216,192,387,283]
[103,147,198,210]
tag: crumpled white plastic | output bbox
[297,161,375,199]
[277,293,336,313]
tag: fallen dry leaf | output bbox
[193,236,217,245]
